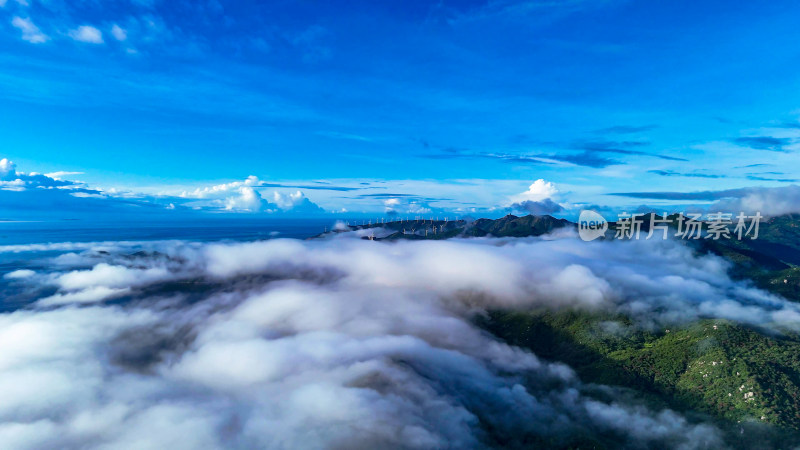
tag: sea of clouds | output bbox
[1,229,798,449]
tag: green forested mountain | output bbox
[343,213,800,442]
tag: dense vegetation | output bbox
[483,310,800,430]
[344,213,800,443]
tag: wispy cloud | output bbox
[420,138,684,169]
[316,131,374,142]
[746,175,799,182]
[610,189,747,201]
[733,136,791,152]
[110,24,128,41]
[69,25,104,44]
[610,185,800,216]
[421,147,622,168]
[572,140,688,162]
[11,16,48,43]
[444,0,625,26]
[544,150,621,168]
[593,124,658,134]
[648,170,726,179]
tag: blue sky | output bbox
[2,0,800,219]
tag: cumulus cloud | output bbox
[272,191,325,214]
[509,179,559,204]
[0,162,327,218]
[0,158,15,179]
[0,158,75,189]
[69,25,104,44]
[11,16,48,43]
[224,187,274,212]
[181,176,323,214]
[0,234,745,448]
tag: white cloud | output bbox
[182,175,262,198]
[224,186,273,212]
[180,177,323,214]
[0,161,330,218]
[44,171,83,180]
[54,263,170,291]
[38,286,130,306]
[272,190,303,209]
[713,185,800,217]
[69,25,104,44]
[272,191,324,213]
[3,269,35,280]
[110,24,127,41]
[0,158,76,189]
[509,179,559,204]
[11,17,48,44]
[0,235,740,448]
[381,197,433,216]
[0,158,16,179]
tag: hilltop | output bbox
[320,214,572,240]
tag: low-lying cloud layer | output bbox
[613,185,800,217]
[2,232,798,448]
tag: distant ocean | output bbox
[0,217,337,246]
[0,218,340,305]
